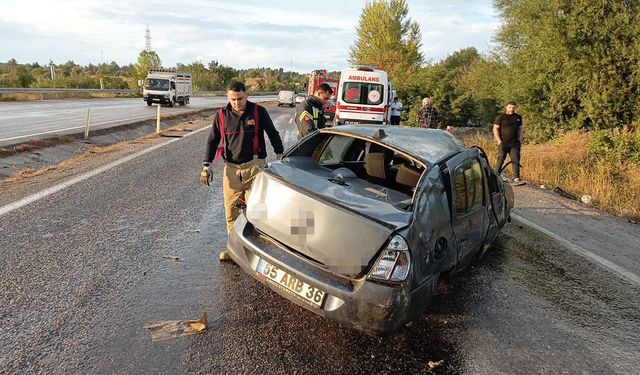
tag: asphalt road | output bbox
[0,95,276,145]
[0,106,638,374]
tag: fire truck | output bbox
[307,69,339,122]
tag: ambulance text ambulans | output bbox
[335,66,393,125]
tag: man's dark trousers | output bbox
[495,141,521,178]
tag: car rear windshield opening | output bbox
[342,82,384,105]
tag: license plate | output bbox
[345,121,358,125]
[257,259,325,308]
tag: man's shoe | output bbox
[219,250,233,261]
[512,178,526,186]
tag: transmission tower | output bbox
[145,24,152,51]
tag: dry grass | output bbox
[461,130,640,222]
[2,118,211,184]
[4,166,58,182]
[0,136,74,157]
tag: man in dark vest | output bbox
[200,81,284,260]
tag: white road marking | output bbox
[0,126,211,217]
[511,212,640,288]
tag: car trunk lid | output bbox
[245,159,413,276]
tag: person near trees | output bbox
[493,101,525,185]
[389,97,403,125]
[416,96,437,128]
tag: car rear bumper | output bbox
[227,213,437,336]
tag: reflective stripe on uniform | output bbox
[299,110,313,123]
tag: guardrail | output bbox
[0,88,278,96]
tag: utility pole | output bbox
[145,24,152,52]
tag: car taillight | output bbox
[368,235,411,282]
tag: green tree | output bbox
[397,48,489,128]
[134,50,162,79]
[495,0,640,141]
[349,0,423,82]
[16,66,34,87]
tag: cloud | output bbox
[0,0,499,71]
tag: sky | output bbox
[0,0,500,73]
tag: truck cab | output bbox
[143,69,192,107]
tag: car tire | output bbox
[146,99,152,106]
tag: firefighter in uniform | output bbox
[200,81,284,260]
[295,83,333,139]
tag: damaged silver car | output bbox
[227,125,514,336]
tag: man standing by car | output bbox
[493,101,525,185]
[200,81,284,260]
[295,83,333,139]
[389,97,403,125]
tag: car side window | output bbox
[318,135,355,165]
[453,159,484,217]
[454,171,467,214]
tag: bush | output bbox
[588,126,640,164]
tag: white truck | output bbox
[143,69,192,107]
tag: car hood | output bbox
[245,158,413,276]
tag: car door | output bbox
[445,151,488,267]
[478,152,506,245]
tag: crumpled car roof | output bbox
[320,125,467,167]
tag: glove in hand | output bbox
[200,163,212,186]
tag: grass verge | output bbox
[459,130,640,222]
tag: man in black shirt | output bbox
[200,81,284,260]
[295,83,333,139]
[493,101,524,185]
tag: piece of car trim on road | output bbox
[0,126,211,217]
[511,212,640,288]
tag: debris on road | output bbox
[427,359,444,371]
[144,312,208,341]
[581,194,593,205]
[185,229,201,233]
[161,255,180,261]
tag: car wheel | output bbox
[146,99,152,106]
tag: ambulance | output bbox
[335,66,393,125]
